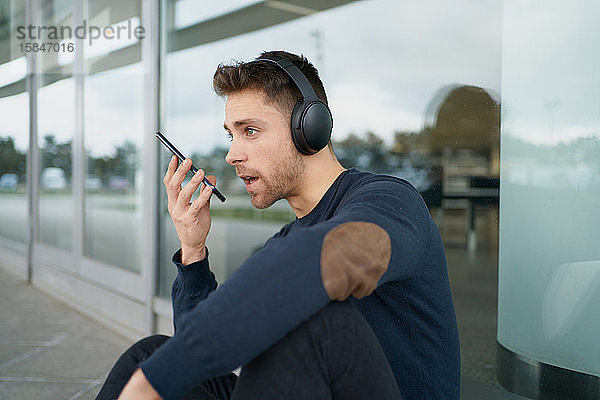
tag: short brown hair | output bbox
[213,50,328,119]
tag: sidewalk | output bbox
[0,268,130,400]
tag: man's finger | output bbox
[352,281,377,299]
[178,169,205,208]
[163,155,178,184]
[163,155,180,205]
[200,175,216,209]
[190,181,213,212]
[169,158,192,191]
[351,284,367,300]
[205,175,217,186]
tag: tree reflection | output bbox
[0,134,140,193]
[42,135,72,180]
[87,139,137,191]
[0,136,26,187]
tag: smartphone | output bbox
[155,131,226,202]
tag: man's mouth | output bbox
[239,175,259,191]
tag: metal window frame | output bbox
[73,0,84,273]
[26,0,39,284]
[142,0,161,335]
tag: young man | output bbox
[97,51,460,400]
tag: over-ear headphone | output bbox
[256,56,333,155]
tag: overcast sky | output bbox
[3,0,504,155]
[501,0,600,145]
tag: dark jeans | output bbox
[96,301,401,400]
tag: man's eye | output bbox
[246,128,257,136]
[225,132,233,142]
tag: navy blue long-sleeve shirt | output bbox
[140,168,460,400]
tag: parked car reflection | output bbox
[85,174,103,191]
[0,173,18,191]
[41,167,67,190]
[108,176,131,191]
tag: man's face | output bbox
[224,89,305,209]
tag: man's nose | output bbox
[225,140,247,166]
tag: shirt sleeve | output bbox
[337,177,432,284]
[140,178,430,400]
[170,248,218,333]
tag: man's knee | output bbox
[249,301,370,369]
[97,335,172,400]
[311,302,401,398]
[314,300,360,322]
[121,334,170,363]
[306,301,367,340]
[134,334,170,348]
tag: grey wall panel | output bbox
[32,261,145,341]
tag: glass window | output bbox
[38,79,75,250]
[83,0,143,272]
[498,0,600,378]
[0,0,28,245]
[172,0,262,29]
[0,93,28,244]
[158,0,502,314]
[37,0,75,251]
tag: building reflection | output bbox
[334,84,501,250]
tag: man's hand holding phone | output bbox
[163,155,217,265]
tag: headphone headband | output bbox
[256,56,319,101]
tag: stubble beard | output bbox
[250,149,305,209]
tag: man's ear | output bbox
[320,221,392,301]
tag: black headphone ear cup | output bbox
[302,101,333,153]
[291,99,308,154]
[291,99,333,155]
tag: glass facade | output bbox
[498,0,600,381]
[83,63,144,271]
[38,78,74,250]
[82,0,144,271]
[37,0,74,251]
[0,92,28,244]
[0,1,28,245]
[1,0,598,396]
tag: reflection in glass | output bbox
[0,93,28,244]
[83,62,143,272]
[0,0,28,245]
[158,0,502,296]
[173,0,262,29]
[0,57,26,87]
[498,0,600,379]
[38,77,74,250]
[82,0,143,272]
[37,0,75,250]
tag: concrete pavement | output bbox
[0,268,130,400]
